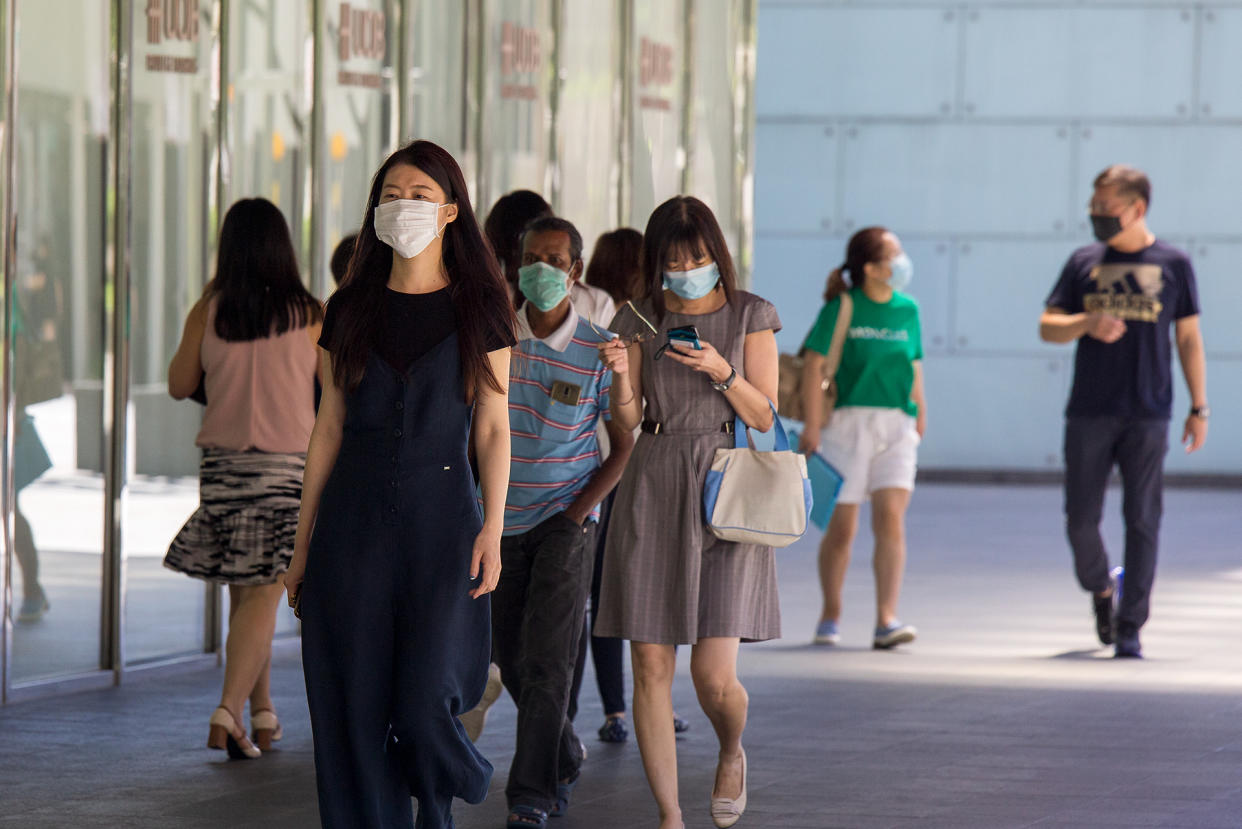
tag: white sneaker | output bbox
[872,621,917,650]
[812,619,840,646]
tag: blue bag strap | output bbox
[733,401,788,451]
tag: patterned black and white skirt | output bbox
[164,448,305,586]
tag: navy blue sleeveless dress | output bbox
[301,332,493,829]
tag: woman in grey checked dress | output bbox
[596,196,781,829]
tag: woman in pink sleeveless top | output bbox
[164,198,322,759]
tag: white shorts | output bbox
[819,407,920,505]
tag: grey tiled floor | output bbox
[4,483,1242,828]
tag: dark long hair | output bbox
[210,198,322,341]
[825,226,889,302]
[484,189,553,296]
[585,227,643,304]
[326,140,514,400]
[641,197,737,322]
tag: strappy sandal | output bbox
[506,804,548,828]
[550,770,580,817]
[250,708,283,751]
[207,706,261,759]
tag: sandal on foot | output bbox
[250,708,283,751]
[550,770,580,817]
[506,804,548,828]
[207,706,260,759]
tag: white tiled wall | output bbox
[755,1,1242,473]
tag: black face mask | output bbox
[1090,214,1124,243]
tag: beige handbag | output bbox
[703,405,812,548]
[776,292,853,423]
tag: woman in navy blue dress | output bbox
[284,140,515,829]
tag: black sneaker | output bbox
[1114,624,1142,659]
[1093,591,1115,646]
[597,715,628,743]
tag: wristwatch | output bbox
[1190,405,1210,420]
[710,366,738,392]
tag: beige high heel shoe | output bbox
[250,709,283,751]
[710,748,747,828]
[207,706,261,759]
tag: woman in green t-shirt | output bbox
[797,226,926,651]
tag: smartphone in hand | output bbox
[666,325,702,350]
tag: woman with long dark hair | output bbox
[283,140,515,828]
[596,197,782,829]
[165,197,323,759]
[798,226,925,650]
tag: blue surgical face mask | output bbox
[518,261,571,312]
[663,262,720,300]
[887,253,913,292]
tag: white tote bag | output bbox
[703,404,812,547]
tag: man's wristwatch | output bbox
[710,366,738,392]
[1190,405,1210,420]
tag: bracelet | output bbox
[614,392,635,406]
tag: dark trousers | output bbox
[1064,416,1168,631]
[568,493,626,721]
[492,513,596,811]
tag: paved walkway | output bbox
[3,483,1242,828]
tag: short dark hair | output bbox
[329,233,357,286]
[520,216,583,262]
[1094,164,1152,207]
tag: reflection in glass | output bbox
[123,0,214,664]
[226,0,310,265]
[556,0,620,252]
[317,0,396,297]
[403,2,466,158]
[690,0,743,262]
[479,0,554,211]
[9,0,109,683]
[630,0,685,228]
[227,0,312,638]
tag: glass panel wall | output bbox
[225,0,311,267]
[0,0,758,701]
[123,0,216,664]
[402,2,467,158]
[555,0,621,257]
[8,0,110,683]
[225,0,312,639]
[315,0,396,296]
[478,0,554,216]
[689,0,742,264]
[629,0,685,228]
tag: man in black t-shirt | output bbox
[1039,164,1208,659]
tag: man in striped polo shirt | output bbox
[492,216,636,826]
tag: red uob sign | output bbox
[339,2,387,62]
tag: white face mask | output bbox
[373,199,446,259]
